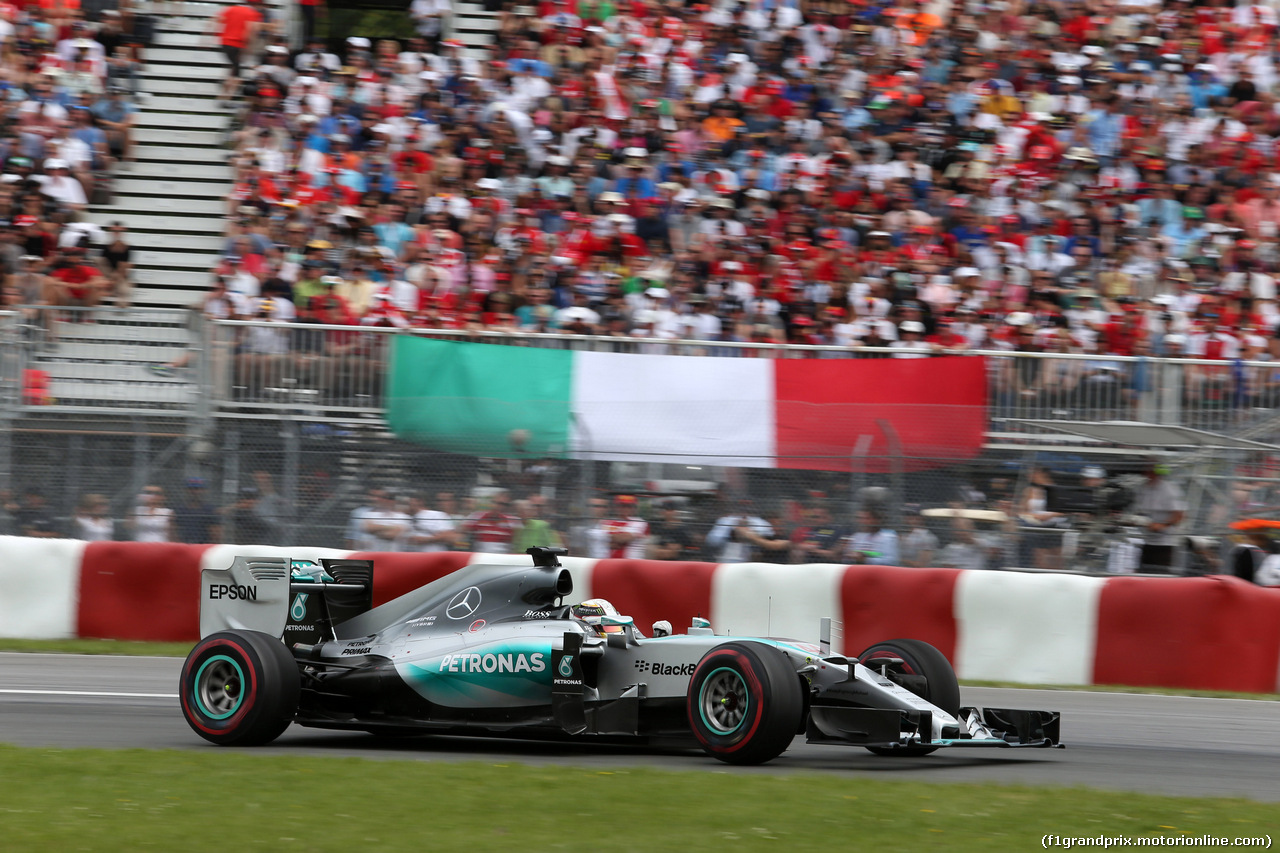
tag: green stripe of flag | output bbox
[386,337,574,457]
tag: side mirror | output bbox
[688,617,713,636]
[528,546,569,568]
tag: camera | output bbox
[1046,481,1132,514]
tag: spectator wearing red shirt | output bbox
[1101,309,1143,357]
[465,490,521,554]
[49,245,106,313]
[212,0,265,102]
[601,494,648,558]
[1188,314,1240,360]
[928,317,969,350]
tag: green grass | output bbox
[0,745,1273,852]
[5,639,1278,702]
[0,637,195,657]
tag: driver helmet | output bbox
[572,598,624,634]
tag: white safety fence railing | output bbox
[4,306,203,414]
[5,312,1279,438]
[201,321,1280,435]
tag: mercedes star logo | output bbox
[446,587,482,620]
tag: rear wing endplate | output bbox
[200,556,373,641]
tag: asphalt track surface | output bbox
[3,653,1278,802]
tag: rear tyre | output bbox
[858,638,960,757]
[687,642,803,765]
[180,630,301,746]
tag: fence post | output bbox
[849,433,873,528]
[571,410,593,539]
[66,434,83,526]
[1157,359,1182,425]
[282,418,300,546]
[222,426,240,543]
[877,418,905,535]
[186,312,216,480]
[0,313,18,511]
[126,427,151,516]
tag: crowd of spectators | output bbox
[342,486,948,566]
[189,0,1280,387]
[6,456,1275,581]
[296,473,1215,576]
[0,3,140,318]
[0,470,297,544]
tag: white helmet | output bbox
[571,598,623,634]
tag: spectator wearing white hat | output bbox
[48,123,93,191]
[699,198,745,239]
[890,321,934,358]
[257,44,297,91]
[35,159,87,210]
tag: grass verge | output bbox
[0,637,195,657]
[1,744,1274,852]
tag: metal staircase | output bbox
[84,2,239,309]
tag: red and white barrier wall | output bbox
[5,535,1280,693]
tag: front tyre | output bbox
[687,642,803,765]
[858,638,960,757]
[180,630,301,746]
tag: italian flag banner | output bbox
[386,338,987,472]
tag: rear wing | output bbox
[200,556,374,643]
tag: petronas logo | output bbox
[558,655,575,677]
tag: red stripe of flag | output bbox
[772,356,988,472]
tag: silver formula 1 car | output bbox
[181,547,1062,764]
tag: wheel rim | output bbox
[699,667,749,735]
[193,654,246,720]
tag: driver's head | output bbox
[572,598,624,634]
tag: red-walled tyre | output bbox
[858,638,960,756]
[687,642,803,765]
[180,630,300,746]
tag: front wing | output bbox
[806,706,1063,751]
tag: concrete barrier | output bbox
[840,565,961,661]
[0,536,86,639]
[955,570,1105,686]
[79,542,212,641]
[1094,575,1280,694]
